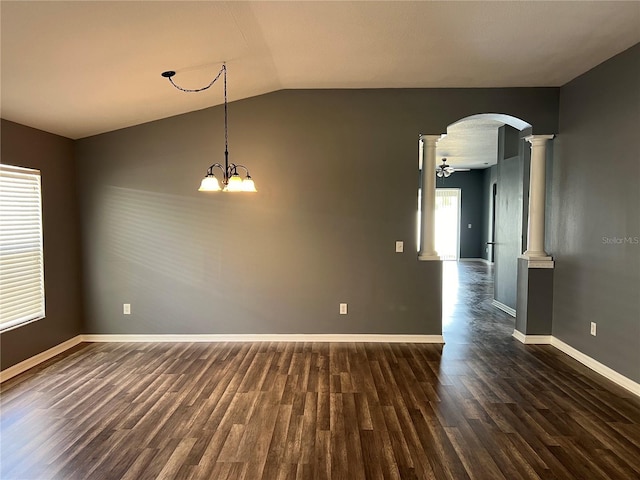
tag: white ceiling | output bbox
[1,1,639,140]
[437,118,504,170]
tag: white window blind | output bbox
[0,164,45,331]
[435,188,461,261]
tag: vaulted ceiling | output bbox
[1,1,639,140]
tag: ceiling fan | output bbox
[436,158,469,178]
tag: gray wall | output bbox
[494,126,527,309]
[0,120,83,369]
[550,44,640,382]
[436,170,484,258]
[75,88,558,335]
[481,165,498,261]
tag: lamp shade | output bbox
[198,175,221,192]
[242,176,257,192]
[226,173,244,192]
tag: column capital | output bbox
[420,134,443,147]
[525,134,555,146]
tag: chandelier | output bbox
[161,64,256,192]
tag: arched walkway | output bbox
[421,112,556,344]
[449,113,532,134]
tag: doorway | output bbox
[435,188,461,261]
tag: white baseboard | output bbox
[0,335,83,383]
[81,334,445,344]
[492,299,516,317]
[510,331,639,397]
[5,333,637,397]
[551,337,640,397]
[512,330,552,344]
[0,333,444,383]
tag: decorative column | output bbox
[514,134,555,343]
[523,135,554,263]
[419,135,441,260]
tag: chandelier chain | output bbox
[162,62,256,192]
[223,65,228,155]
[164,64,230,159]
[166,64,226,93]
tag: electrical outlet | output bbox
[123,303,131,315]
[590,322,596,336]
[339,303,348,315]
[395,241,404,253]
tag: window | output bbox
[0,164,45,331]
[435,188,461,260]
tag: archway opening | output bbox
[426,113,533,338]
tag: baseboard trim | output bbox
[81,334,445,344]
[0,335,83,383]
[492,299,516,317]
[5,333,636,397]
[551,337,640,397]
[510,331,639,397]
[512,330,552,344]
[1,333,444,383]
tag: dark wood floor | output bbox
[1,262,639,479]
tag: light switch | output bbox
[395,241,404,253]
[468,224,472,229]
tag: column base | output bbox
[516,257,554,336]
[418,254,442,261]
[519,254,554,269]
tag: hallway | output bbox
[441,260,510,346]
[438,260,640,478]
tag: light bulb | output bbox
[198,175,220,192]
[242,177,257,192]
[226,174,244,192]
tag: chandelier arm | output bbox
[208,163,226,177]
[231,164,252,176]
